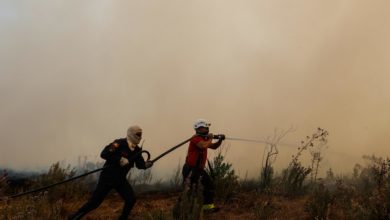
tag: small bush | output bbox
[305,182,332,220]
[32,162,90,201]
[281,161,311,196]
[281,128,328,196]
[206,151,239,203]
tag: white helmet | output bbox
[193,119,211,130]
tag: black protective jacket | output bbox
[100,138,147,183]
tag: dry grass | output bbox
[60,191,309,220]
[2,129,390,219]
[1,188,310,220]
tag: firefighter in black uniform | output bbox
[68,125,153,220]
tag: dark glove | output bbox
[216,134,225,140]
[145,161,153,169]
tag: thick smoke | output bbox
[1,0,390,178]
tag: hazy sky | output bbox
[1,1,390,179]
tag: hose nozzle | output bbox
[213,134,226,140]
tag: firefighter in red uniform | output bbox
[182,119,225,213]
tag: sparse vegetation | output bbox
[33,162,90,201]
[1,194,63,220]
[280,128,328,196]
[260,127,294,192]
[303,155,390,220]
[3,128,390,220]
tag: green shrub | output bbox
[206,151,239,203]
[281,161,311,196]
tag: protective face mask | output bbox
[196,127,209,137]
[127,125,142,145]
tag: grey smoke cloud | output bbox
[1,0,390,178]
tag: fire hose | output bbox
[6,137,193,199]
[4,135,293,200]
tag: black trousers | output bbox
[182,164,215,204]
[70,178,136,220]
